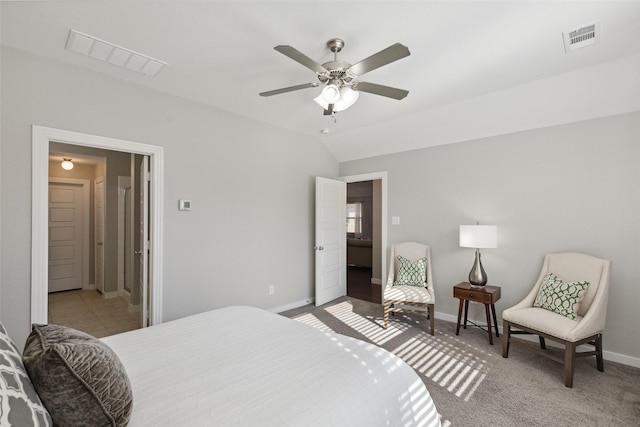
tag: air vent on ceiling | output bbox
[66,30,167,77]
[563,21,601,53]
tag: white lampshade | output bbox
[314,86,360,112]
[61,159,74,170]
[459,225,497,249]
[321,84,341,104]
[336,87,359,110]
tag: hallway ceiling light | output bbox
[61,158,74,170]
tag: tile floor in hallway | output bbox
[48,289,141,338]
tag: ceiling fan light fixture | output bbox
[321,84,341,104]
[314,85,360,112]
[61,158,74,170]
[336,86,359,110]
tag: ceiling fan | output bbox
[259,38,410,116]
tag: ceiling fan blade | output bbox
[274,45,329,75]
[355,82,409,100]
[259,82,319,97]
[347,43,410,77]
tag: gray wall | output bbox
[0,47,337,348]
[340,112,640,361]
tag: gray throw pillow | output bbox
[22,324,133,427]
[0,322,52,427]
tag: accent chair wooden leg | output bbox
[595,334,604,372]
[564,341,576,388]
[539,337,546,350]
[502,320,510,358]
[428,304,435,336]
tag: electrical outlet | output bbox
[269,285,275,295]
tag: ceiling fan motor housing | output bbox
[327,38,345,53]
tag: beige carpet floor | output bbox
[280,297,640,427]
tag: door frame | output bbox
[94,176,106,295]
[31,125,164,326]
[48,177,91,290]
[340,171,387,304]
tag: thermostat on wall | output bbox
[178,200,191,211]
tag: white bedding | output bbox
[103,306,440,427]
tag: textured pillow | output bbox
[394,256,428,286]
[22,324,133,427]
[533,272,590,319]
[0,322,53,427]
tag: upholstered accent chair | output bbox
[502,252,611,388]
[384,242,435,335]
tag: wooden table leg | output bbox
[463,300,469,329]
[491,303,500,337]
[456,299,464,335]
[485,303,494,345]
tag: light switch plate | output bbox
[178,200,191,211]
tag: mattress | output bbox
[102,306,440,427]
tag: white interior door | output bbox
[138,156,150,327]
[95,177,105,294]
[48,183,84,292]
[315,177,346,306]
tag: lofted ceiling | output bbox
[2,1,639,162]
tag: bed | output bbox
[4,306,441,427]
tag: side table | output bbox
[453,282,501,345]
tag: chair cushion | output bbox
[0,322,53,427]
[394,256,427,286]
[503,307,583,341]
[385,284,434,304]
[533,272,590,319]
[22,324,133,427]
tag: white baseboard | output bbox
[128,303,140,313]
[270,298,314,314]
[602,349,640,368]
[120,289,131,302]
[371,278,382,285]
[82,283,96,290]
[102,290,119,299]
[433,311,640,368]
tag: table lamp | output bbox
[459,224,497,287]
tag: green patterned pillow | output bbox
[394,256,427,287]
[533,272,590,319]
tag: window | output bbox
[346,202,363,235]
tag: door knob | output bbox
[134,250,142,255]
[97,242,103,246]
[313,246,324,251]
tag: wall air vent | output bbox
[66,30,167,77]
[563,21,601,53]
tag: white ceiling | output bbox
[2,1,639,162]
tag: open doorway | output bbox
[31,125,164,333]
[346,180,382,303]
[47,145,141,337]
[342,172,387,305]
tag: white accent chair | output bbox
[384,242,435,335]
[502,252,611,388]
